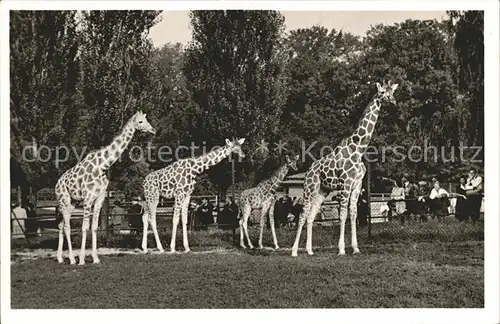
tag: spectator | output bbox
[357,188,368,227]
[402,174,417,221]
[198,198,214,229]
[284,195,293,219]
[273,197,288,228]
[128,197,144,235]
[188,200,199,229]
[465,168,483,222]
[110,200,125,234]
[416,180,430,222]
[11,203,27,237]
[26,202,41,238]
[226,196,239,229]
[454,177,469,221]
[216,200,233,230]
[389,178,406,223]
[419,181,449,219]
[291,197,304,227]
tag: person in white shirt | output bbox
[465,168,483,222]
[419,180,449,219]
[429,181,449,199]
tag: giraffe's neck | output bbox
[100,119,136,170]
[260,163,289,194]
[192,145,232,174]
[349,93,382,155]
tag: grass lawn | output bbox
[11,239,483,308]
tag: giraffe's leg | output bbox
[79,199,94,265]
[149,202,164,253]
[258,205,267,249]
[180,197,191,253]
[57,219,64,262]
[291,198,311,257]
[242,210,254,249]
[266,200,279,250]
[141,207,150,253]
[305,194,325,256]
[90,188,107,264]
[349,179,363,254]
[337,193,350,256]
[56,195,76,264]
[170,198,182,253]
[142,191,161,253]
[239,204,251,249]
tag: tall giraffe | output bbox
[141,138,246,253]
[291,80,399,257]
[238,154,299,249]
[55,111,156,265]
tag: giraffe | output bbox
[291,80,399,257]
[55,111,156,265]
[238,154,300,250]
[141,138,246,253]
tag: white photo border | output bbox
[1,1,498,324]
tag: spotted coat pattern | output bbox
[291,81,399,257]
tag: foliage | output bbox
[10,11,81,193]
[183,10,289,190]
[112,160,152,198]
[281,26,363,168]
[447,11,484,147]
[10,10,484,199]
[356,19,462,180]
[77,10,162,148]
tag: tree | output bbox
[447,11,484,148]
[77,10,163,186]
[183,10,289,193]
[10,10,165,203]
[10,11,81,201]
[352,19,461,180]
[280,26,363,168]
[77,10,162,148]
[113,160,152,198]
[145,43,199,171]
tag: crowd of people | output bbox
[106,194,306,233]
[11,168,483,238]
[107,196,241,234]
[379,167,483,223]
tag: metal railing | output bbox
[11,194,484,249]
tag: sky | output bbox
[149,11,448,48]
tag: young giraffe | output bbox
[141,138,246,253]
[291,80,399,257]
[238,154,299,249]
[55,111,156,265]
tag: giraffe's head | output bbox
[286,154,300,171]
[133,111,156,134]
[375,80,399,105]
[225,137,246,159]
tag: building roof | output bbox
[287,172,306,180]
[281,172,306,185]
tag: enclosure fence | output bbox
[11,195,484,250]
